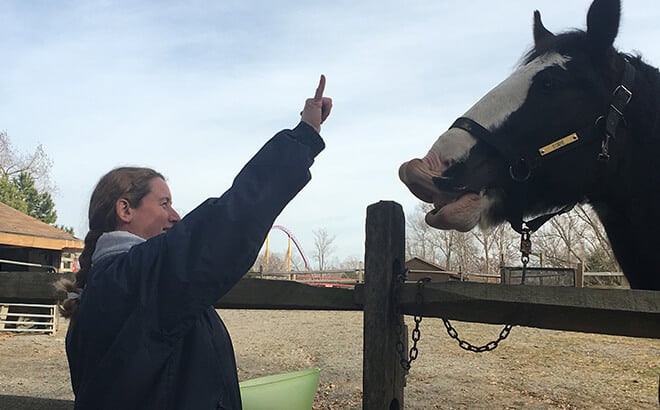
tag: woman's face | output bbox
[124,177,180,239]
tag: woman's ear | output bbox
[115,198,133,224]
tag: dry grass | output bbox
[0,310,658,409]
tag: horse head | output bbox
[400,0,660,290]
[400,0,638,234]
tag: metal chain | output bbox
[437,228,526,352]
[394,271,428,374]
[395,269,514,361]
[442,319,513,353]
[520,227,532,285]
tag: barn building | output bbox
[405,256,460,282]
[0,202,83,272]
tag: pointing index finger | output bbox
[314,74,326,101]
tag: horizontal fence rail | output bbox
[213,278,361,311]
[0,271,362,311]
[0,272,658,338]
[390,281,660,339]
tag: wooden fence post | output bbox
[363,201,406,410]
[576,262,584,288]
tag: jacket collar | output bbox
[92,231,145,264]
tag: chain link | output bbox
[395,268,514,367]
[442,320,513,353]
[394,271,428,374]
[520,227,532,284]
[435,225,528,353]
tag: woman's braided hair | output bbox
[56,167,164,318]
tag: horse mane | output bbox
[520,30,589,65]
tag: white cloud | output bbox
[1,0,658,260]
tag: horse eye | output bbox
[534,70,565,93]
[542,78,555,90]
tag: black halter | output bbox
[449,58,636,234]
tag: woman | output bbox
[57,76,332,409]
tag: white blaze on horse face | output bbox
[426,52,571,167]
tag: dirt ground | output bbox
[0,310,658,409]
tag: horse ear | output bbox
[533,11,554,44]
[586,0,620,53]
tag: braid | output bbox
[56,230,103,318]
[74,230,103,290]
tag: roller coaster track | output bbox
[268,225,312,271]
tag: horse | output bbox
[398,0,660,290]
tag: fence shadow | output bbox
[0,394,73,410]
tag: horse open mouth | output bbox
[426,192,484,232]
[399,159,487,232]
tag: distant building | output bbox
[405,256,460,282]
[0,202,83,272]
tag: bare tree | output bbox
[533,206,618,271]
[405,203,438,261]
[0,131,54,192]
[574,205,619,271]
[405,200,619,277]
[287,253,305,272]
[452,232,479,273]
[492,224,520,267]
[470,224,517,275]
[312,228,336,271]
[252,251,285,273]
[405,202,479,271]
[337,255,362,271]
[431,229,460,270]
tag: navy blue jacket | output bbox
[66,122,325,409]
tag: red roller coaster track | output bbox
[269,225,312,271]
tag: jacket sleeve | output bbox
[119,122,324,336]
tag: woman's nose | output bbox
[170,208,181,222]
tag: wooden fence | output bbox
[0,201,659,409]
[0,303,58,334]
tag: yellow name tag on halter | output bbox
[538,133,579,156]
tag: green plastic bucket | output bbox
[239,368,320,410]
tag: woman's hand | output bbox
[301,75,333,134]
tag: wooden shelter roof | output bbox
[0,202,83,251]
[405,256,447,271]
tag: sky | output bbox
[1,0,659,267]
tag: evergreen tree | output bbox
[14,172,57,223]
[55,224,75,235]
[0,176,27,212]
[0,172,58,224]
